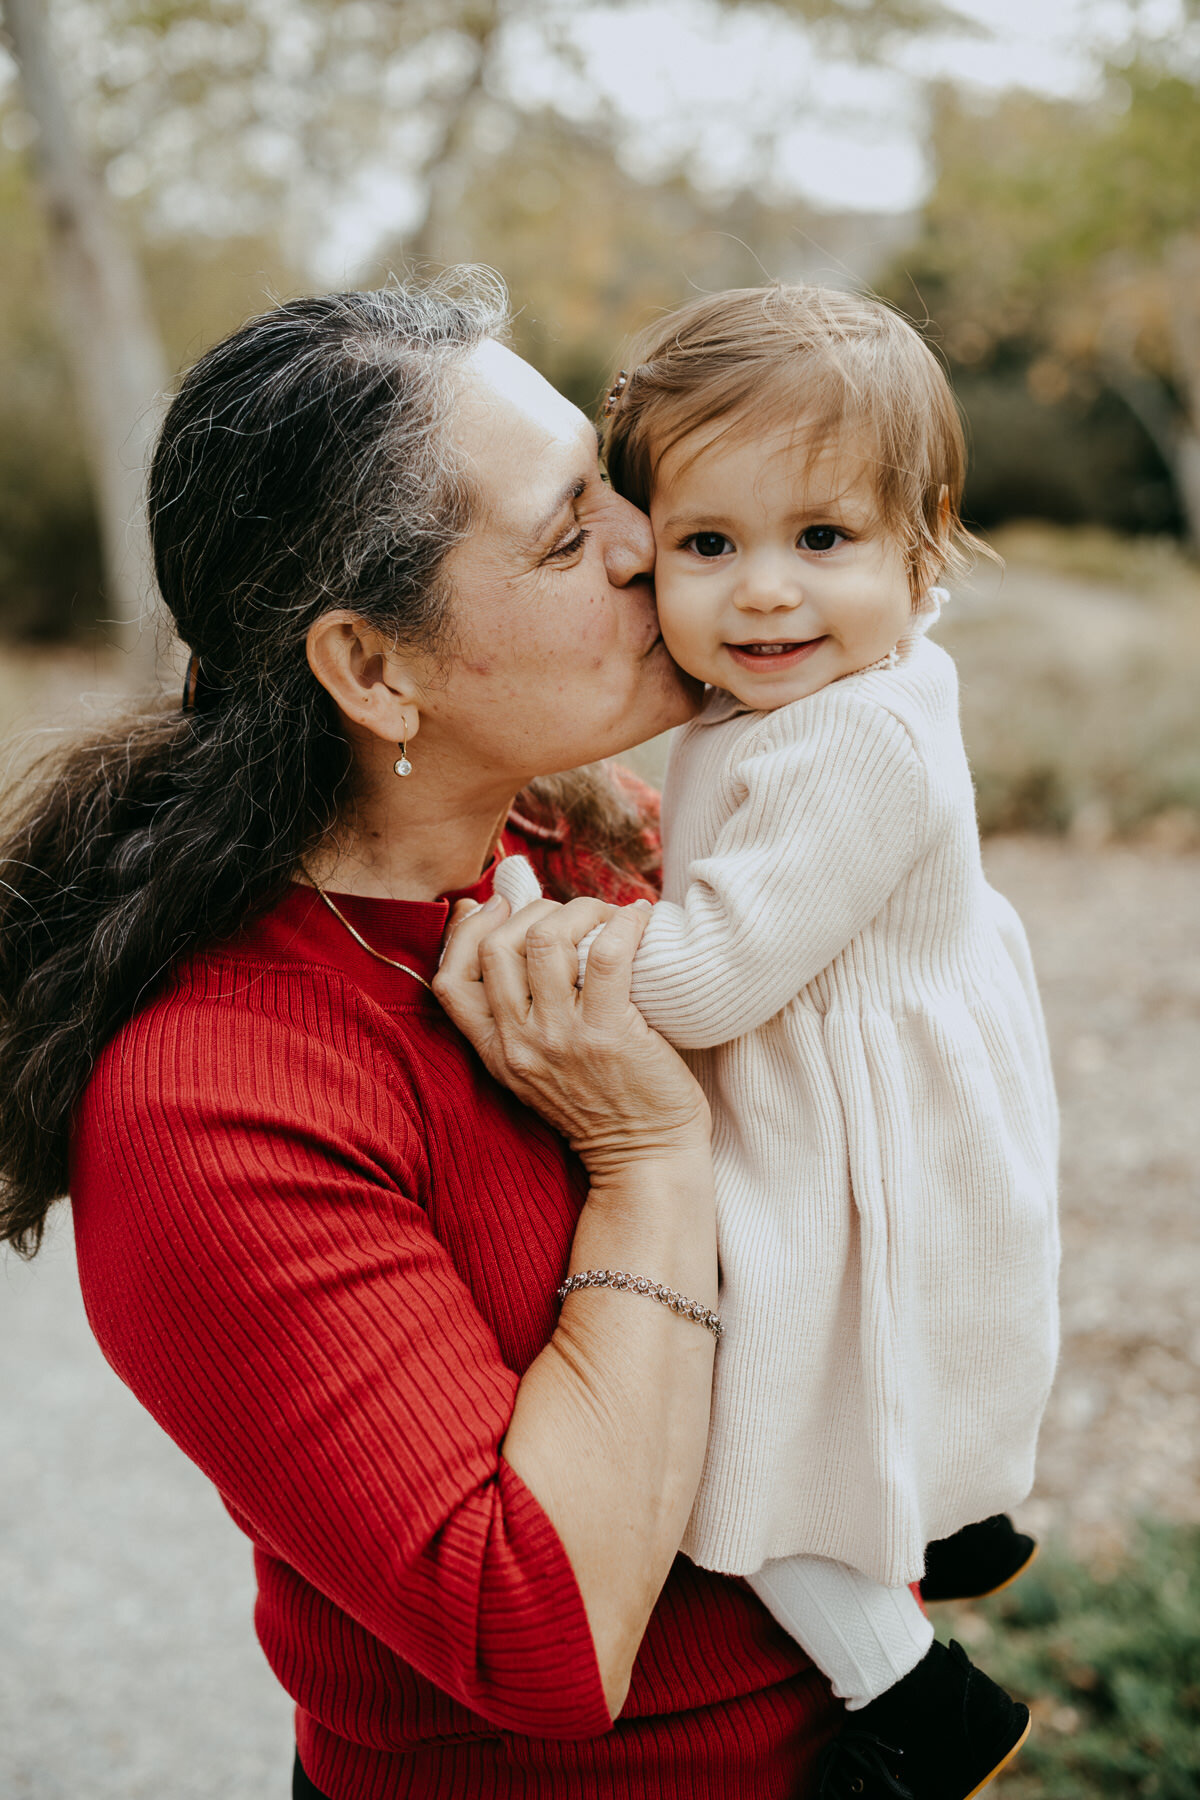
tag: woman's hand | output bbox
[433,894,709,1177]
[439,891,719,1718]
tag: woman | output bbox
[0,277,837,1797]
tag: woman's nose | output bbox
[602,489,656,587]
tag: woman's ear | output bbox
[306,610,423,747]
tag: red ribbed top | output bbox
[69,817,837,1799]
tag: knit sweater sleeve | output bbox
[629,691,930,1047]
[69,974,612,1741]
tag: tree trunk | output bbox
[1167,232,1200,555]
[3,0,170,682]
[405,9,499,269]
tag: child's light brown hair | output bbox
[601,284,988,598]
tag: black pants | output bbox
[293,1752,332,1800]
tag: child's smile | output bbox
[650,422,916,711]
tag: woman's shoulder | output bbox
[75,915,433,1184]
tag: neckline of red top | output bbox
[266,841,512,999]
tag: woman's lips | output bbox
[725,637,827,670]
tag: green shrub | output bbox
[934,1522,1200,1797]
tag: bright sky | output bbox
[317,0,1168,273]
[504,0,1168,213]
[2,0,1185,275]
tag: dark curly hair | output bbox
[0,274,655,1255]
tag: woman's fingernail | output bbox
[633,898,653,910]
[482,893,508,913]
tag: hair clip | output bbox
[181,650,222,715]
[182,650,202,713]
[602,370,629,416]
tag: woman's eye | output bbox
[545,527,591,562]
[689,532,732,558]
[799,525,843,553]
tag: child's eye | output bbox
[799,525,844,553]
[686,532,734,558]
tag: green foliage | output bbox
[880,54,1200,539]
[368,109,829,416]
[933,1523,1200,1798]
[713,0,972,54]
[890,61,1200,360]
[954,371,1181,536]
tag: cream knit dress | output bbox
[624,618,1060,1588]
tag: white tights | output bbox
[747,1553,934,1711]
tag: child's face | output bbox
[649,420,915,710]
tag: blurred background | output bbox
[1,2,1198,1795]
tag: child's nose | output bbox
[733,558,804,613]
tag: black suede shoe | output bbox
[816,1723,912,1797]
[820,1638,1030,1800]
[920,1515,1038,1604]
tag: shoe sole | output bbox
[962,1714,1032,1798]
[922,1541,1040,1605]
[972,1541,1040,1601]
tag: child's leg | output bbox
[747,1553,933,1711]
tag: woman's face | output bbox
[420,342,701,787]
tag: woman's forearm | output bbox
[501,1137,718,1719]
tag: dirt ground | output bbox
[982,837,1200,1558]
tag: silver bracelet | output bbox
[556,1269,723,1340]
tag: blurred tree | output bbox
[886,53,1200,545]
[0,155,104,640]
[0,0,966,647]
[385,106,911,410]
[2,0,166,673]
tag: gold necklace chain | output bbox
[304,836,509,992]
[308,877,433,990]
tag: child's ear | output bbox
[909,488,953,606]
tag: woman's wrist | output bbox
[568,1140,717,1306]
[570,1097,712,1186]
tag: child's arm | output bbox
[626,698,931,1048]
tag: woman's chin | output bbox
[650,644,705,721]
[611,659,702,755]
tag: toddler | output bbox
[498,286,1059,1800]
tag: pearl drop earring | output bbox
[394,734,413,777]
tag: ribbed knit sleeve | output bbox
[70,964,612,1742]
[630,691,931,1048]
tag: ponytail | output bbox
[0,678,348,1252]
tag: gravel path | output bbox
[3,837,1198,1795]
[984,839,1200,1558]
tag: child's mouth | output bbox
[726,638,826,669]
